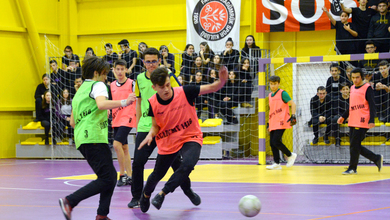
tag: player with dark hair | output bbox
[138,65,228,212]
[59,56,136,220]
[127,47,181,208]
[110,59,137,187]
[337,67,383,175]
[266,75,297,170]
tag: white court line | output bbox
[0,186,73,192]
[0,162,38,166]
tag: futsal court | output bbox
[0,159,389,220]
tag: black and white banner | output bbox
[187,0,241,52]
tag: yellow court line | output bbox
[309,206,390,219]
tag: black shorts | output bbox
[113,126,132,145]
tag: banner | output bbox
[187,0,241,52]
[256,0,358,33]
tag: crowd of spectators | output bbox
[34,35,263,143]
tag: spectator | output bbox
[177,75,184,86]
[190,70,208,118]
[49,60,65,99]
[65,60,82,97]
[85,47,96,59]
[221,37,240,71]
[359,41,381,71]
[326,63,347,113]
[208,54,222,73]
[118,39,137,79]
[331,83,350,146]
[367,0,390,52]
[134,42,148,75]
[323,7,358,55]
[238,58,254,108]
[62,45,80,70]
[39,90,59,145]
[241,35,261,74]
[159,45,175,74]
[70,76,83,99]
[363,67,375,88]
[199,42,214,67]
[34,74,50,122]
[181,44,198,85]
[191,56,206,84]
[56,89,73,144]
[341,0,377,53]
[207,68,219,118]
[216,70,240,124]
[309,86,332,144]
[345,65,354,84]
[103,43,118,68]
[373,60,390,122]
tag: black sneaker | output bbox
[126,176,133,186]
[312,138,319,144]
[184,189,201,206]
[151,193,165,210]
[117,174,128,187]
[335,138,341,147]
[324,136,330,144]
[139,193,150,213]
[342,169,357,175]
[127,198,139,208]
[375,155,383,172]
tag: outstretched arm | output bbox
[199,66,228,95]
[138,117,160,150]
[322,7,336,26]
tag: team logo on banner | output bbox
[192,0,235,41]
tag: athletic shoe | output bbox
[335,138,341,147]
[183,189,201,206]
[286,153,297,167]
[59,198,72,220]
[342,169,357,175]
[126,176,133,186]
[266,163,281,170]
[139,193,150,213]
[324,136,330,144]
[312,138,319,144]
[375,155,383,172]
[151,193,165,210]
[95,215,111,220]
[117,174,128,187]
[127,198,139,208]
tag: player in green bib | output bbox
[59,57,136,220]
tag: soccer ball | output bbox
[238,195,261,217]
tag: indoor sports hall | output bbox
[1,0,389,219]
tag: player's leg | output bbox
[113,127,126,186]
[129,132,157,208]
[140,153,177,212]
[61,143,117,218]
[344,127,366,174]
[267,130,282,170]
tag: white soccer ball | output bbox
[238,195,261,217]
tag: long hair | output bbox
[61,89,71,106]
[42,90,54,109]
[242,35,259,55]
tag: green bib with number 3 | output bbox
[72,81,108,149]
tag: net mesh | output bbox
[39,36,267,160]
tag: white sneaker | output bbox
[266,163,282,170]
[286,153,297,167]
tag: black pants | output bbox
[131,132,185,200]
[143,142,200,196]
[311,117,331,138]
[66,143,117,216]
[35,98,42,120]
[348,127,379,171]
[329,115,342,140]
[270,129,292,164]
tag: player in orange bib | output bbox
[110,59,137,186]
[266,75,297,170]
[337,68,383,174]
[137,66,228,213]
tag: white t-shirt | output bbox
[85,80,109,99]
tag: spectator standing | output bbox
[372,60,390,122]
[367,0,390,52]
[118,39,138,79]
[62,46,80,70]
